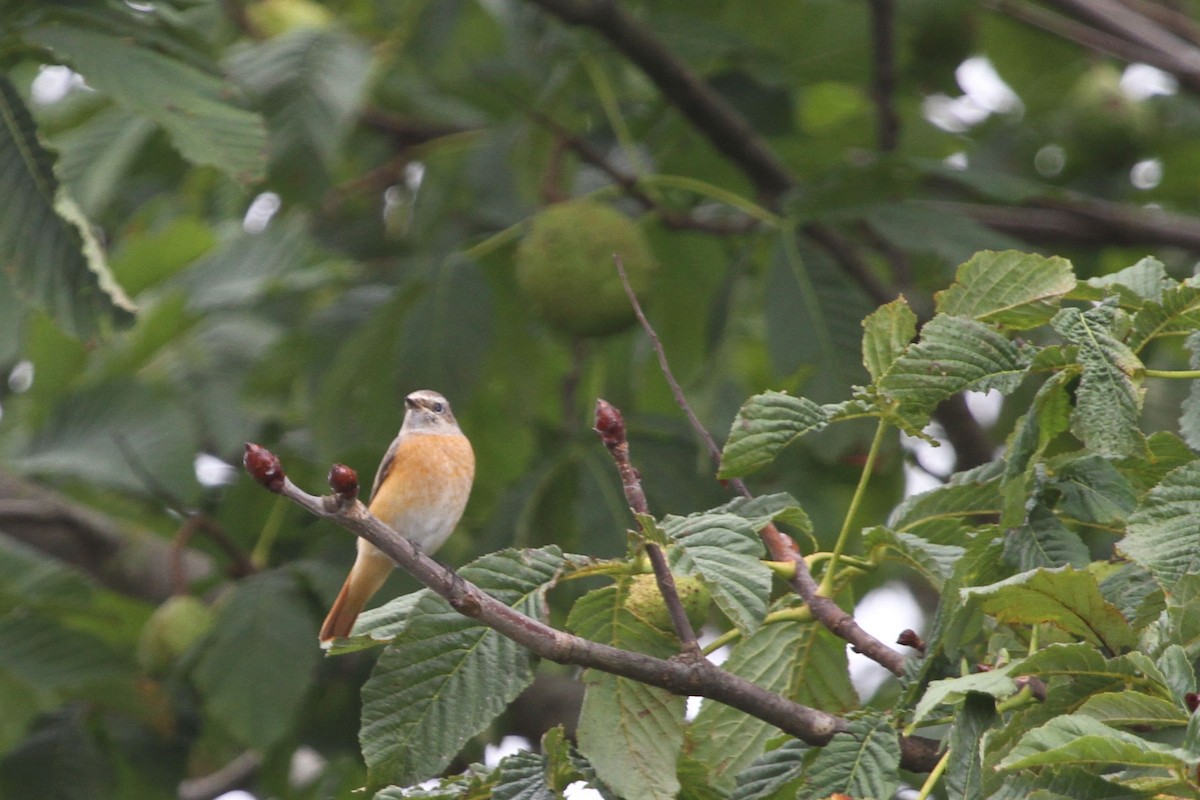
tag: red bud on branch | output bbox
[244,443,285,492]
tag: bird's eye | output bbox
[432,402,445,413]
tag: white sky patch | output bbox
[944,151,968,170]
[848,582,925,701]
[688,627,730,720]
[194,453,238,487]
[964,389,1003,429]
[31,65,89,104]
[214,792,257,800]
[484,735,532,768]
[564,780,606,800]
[1131,158,1163,190]
[288,746,325,788]
[1121,63,1177,100]
[243,192,281,233]
[901,425,955,495]
[925,56,1022,133]
[7,360,33,393]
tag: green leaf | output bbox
[192,570,320,749]
[327,590,426,653]
[945,693,997,800]
[710,492,813,535]
[50,104,157,219]
[1002,504,1090,571]
[861,296,917,381]
[934,250,1075,329]
[688,602,854,787]
[864,526,965,589]
[568,584,685,800]
[998,714,1196,772]
[729,739,808,800]
[1000,372,1073,526]
[718,391,830,478]
[662,511,770,634]
[1013,643,1173,702]
[910,667,1016,730]
[1128,282,1200,353]
[0,707,113,800]
[1120,459,1200,597]
[29,24,266,181]
[1084,256,1173,304]
[878,315,1030,423]
[1156,644,1196,699]
[1075,692,1189,729]
[1050,301,1145,458]
[888,460,1004,542]
[226,28,371,170]
[1098,563,1164,631]
[964,567,1137,654]
[0,75,134,339]
[0,615,125,695]
[1049,455,1138,526]
[361,547,563,787]
[803,716,900,800]
[1181,331,1200,451]
[494,749,554,800]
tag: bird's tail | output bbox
[319,553,391,646]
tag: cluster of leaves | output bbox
[6,1,1200,799]
[307,251,1200,799]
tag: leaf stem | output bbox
[250,494,287,569]
[1143,368,1200,379]
[818,418,889,596]
[915,750,950,800]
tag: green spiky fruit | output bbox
[624,573,710,632]
[516,200,656,338]
[136,595,215,674]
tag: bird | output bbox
[319,389,475,646]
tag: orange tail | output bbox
[319,549,392,645]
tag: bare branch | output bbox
[243,443,942,771]
[594,399,702,654]
[868,0,900,153]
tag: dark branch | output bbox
[868,0,900,153]
[243,444,941,771]
[524,0,794,201]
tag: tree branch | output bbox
[868,0,900,153]
[243,444,941,772]
[523,0,794,201]
[594,398,702,655]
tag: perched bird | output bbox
[319,389,475,646]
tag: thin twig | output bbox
[868,0,900,153]
[594,399,702,655]
[612,256,908,676]
[243,443,942,771]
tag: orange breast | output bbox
[367,432,475,553]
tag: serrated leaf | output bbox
[729,739,808,800]
[945,693,997,800]
[494,749,554,800]
[910,667,1016,730]
[29,24,266,182]
[361,547,563,787]
[688,604,854,787]
[964,567,1137,654]
[861,296,917,381]
[1048,455,1137,526]
[1156,644,1196,699]
[1098,563,1164,631]
[710,492,813,535]
[803,716,900,800]
[1120,460,1200,597]
[1128,282,1200,353]
[1085,256,1173,304]
[1051,302,1145,458]
[568,584,684,800]
[1002,504,1090,571]
[1076,692,1188,729]
[999,714,1196,772]
[1181,331,1200,451]
[0,75,134,339]
[226,28,371,170]
[864,527,964,589]
[888,460,1004,542]
[1014,643,1173,703]
[719,392,830,478]
[192,570,320,749]
[51,104,156,218]
[935,250,1075,329]
[662,512,770,634]
[327,590,425,653]
[878,315,1030,424]
[1001,372,1072,526]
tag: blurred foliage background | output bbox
[4,0,1200,797]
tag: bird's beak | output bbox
[404,395,418,410]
